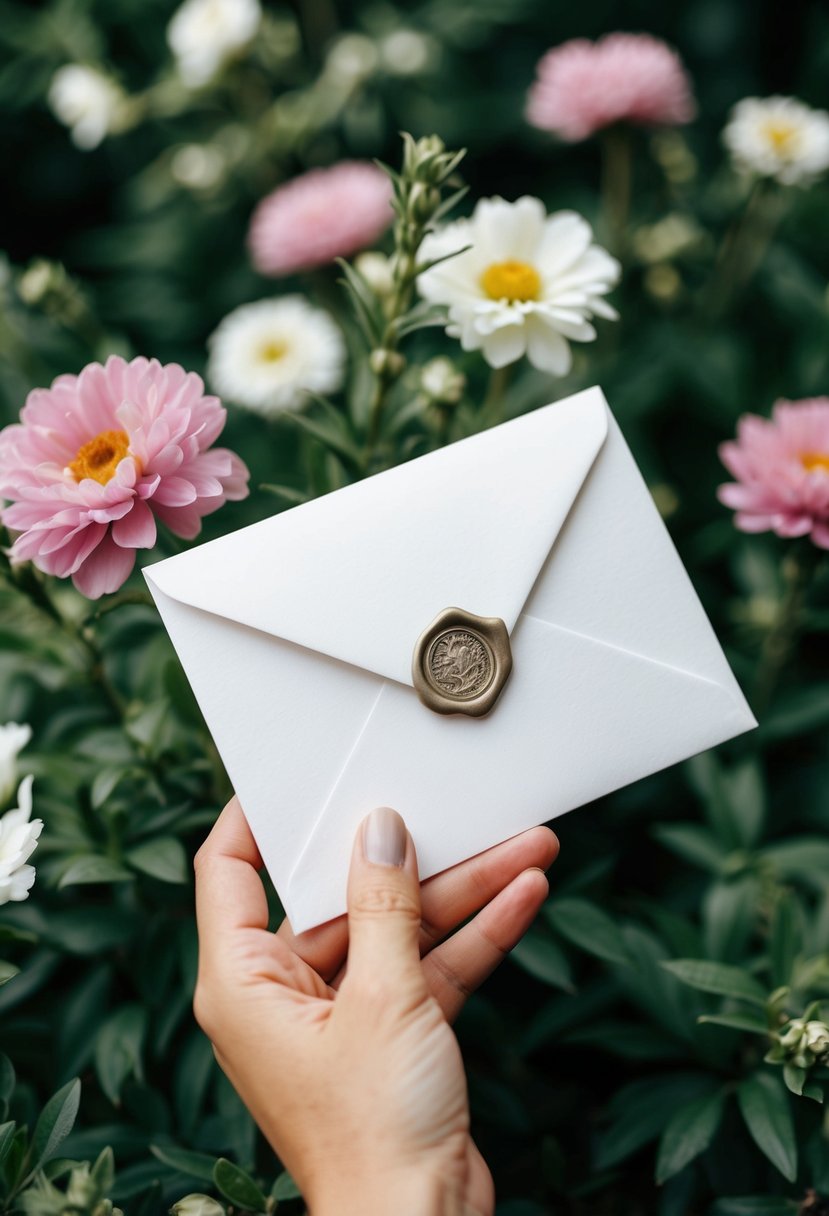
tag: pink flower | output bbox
[248,161,394,277]
[526,33,696,142]
[718,399,829,548]
[0,355,250,599]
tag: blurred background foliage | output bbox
[1,0,829,1213]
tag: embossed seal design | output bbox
[427,629,494,700]
[412,607,513,717]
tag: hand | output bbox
[193,800,557,1216]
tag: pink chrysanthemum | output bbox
[0,355,250,599]
[718,399,829,548]
[248,161,394,277]
[526,33,696,142]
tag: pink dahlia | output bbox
[718,399,829,548]
[526,33,696,142]
[248,160,394,277]
[0,355,250,599]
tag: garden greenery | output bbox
[1,1,829,1213]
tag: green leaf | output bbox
[150,1144,217,1182]
[30,1078,81,1173]
[545,898,629,965]
[510,930,574,992]
[661,959,767,1006]
[212,1158,267,1211]
[711,1200,798,1215]
[737,1071,797,1181]
[0,1120,15,1166]
[0,960,19,986]
[95,1004,146,1105]
[595,1073,714,1170]
[697,1012,769,1034]
[271,1170,302,1200]
[770,893,802,989]
[761,837,829,887]
[0,1053,14,1109]
[90,766,132,809]
[653,823,724,873]
[258,483,310,506]
[655,1089,725,1183]
[126,836,188,884]
[782,1063,806,1097]
[58,855,133,887]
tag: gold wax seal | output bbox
[412,607,513,717]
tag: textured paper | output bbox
[145,387,756,931]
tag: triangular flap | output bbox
[144,387,609,687]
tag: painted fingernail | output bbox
[363,807,407,868]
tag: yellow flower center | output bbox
[68,429,131,485]
[802,452,829,474]
[763,121,798,155]
[258,339,288,363]
[480,260,541,303]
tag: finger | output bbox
[194,796,269,952]
[343,807,425,993]
[423,867,549,1023]
[278,825,559,982]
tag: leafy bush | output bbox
[1,1,829,1213]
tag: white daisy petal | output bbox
[417,196,619,374]
[723,95,829,186]
[481,325,528,368]
[525,317,573,375]
[0,775,40,907]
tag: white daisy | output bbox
[0,776,42,906]
[0,722,31,806]
[167,0,261,88]
[417,196,620,373]
[207,296,346,415]
[48,65,126,150]
[723,96,829,186]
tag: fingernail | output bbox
[363,807,407,867]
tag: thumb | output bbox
[345,807,424,992]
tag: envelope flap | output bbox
[144,387,608,687]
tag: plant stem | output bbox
[482,363,513,425]
[752,547,817,718]
[702,179,785,317]
[601,125,633,257]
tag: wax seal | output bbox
[412,607,513,717]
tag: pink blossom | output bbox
[526,33,696,142]
[248,161,394,277]
[718,399,829,548]
[0,355,250,599]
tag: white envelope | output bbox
[144,386,756,932]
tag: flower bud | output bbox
[354,251,395,297]
[804,1021,829,1058]
[170,1196,226,1216]
[421,357,465,405]
[369,348,406,378]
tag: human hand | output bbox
[193,800,558,1216]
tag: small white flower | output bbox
[379,29,435,76]
[48,65,126,150]
[0,776,42,906]
[804,1021,829,1058]
[324,33,379,86]
[170,143,226,190]
[167,0,261,88]
[417,196,620,373]
[723,96,829,185]
[208,296,346,415]
[0,723,31,806]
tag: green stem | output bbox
[482,363,513,425]
[751,548,817,718]
[601,125,633,257]
[702,179,784,317]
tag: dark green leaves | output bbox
[94,1005,146,1105]
[655,1089,725,1183]
[29,1078,81,1174]
[661,960,767,1006]
[737,1072,797,1182]
[546,898,629,965]
[212,1158,267,1212]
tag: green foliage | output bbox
[2,0,829,1212]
